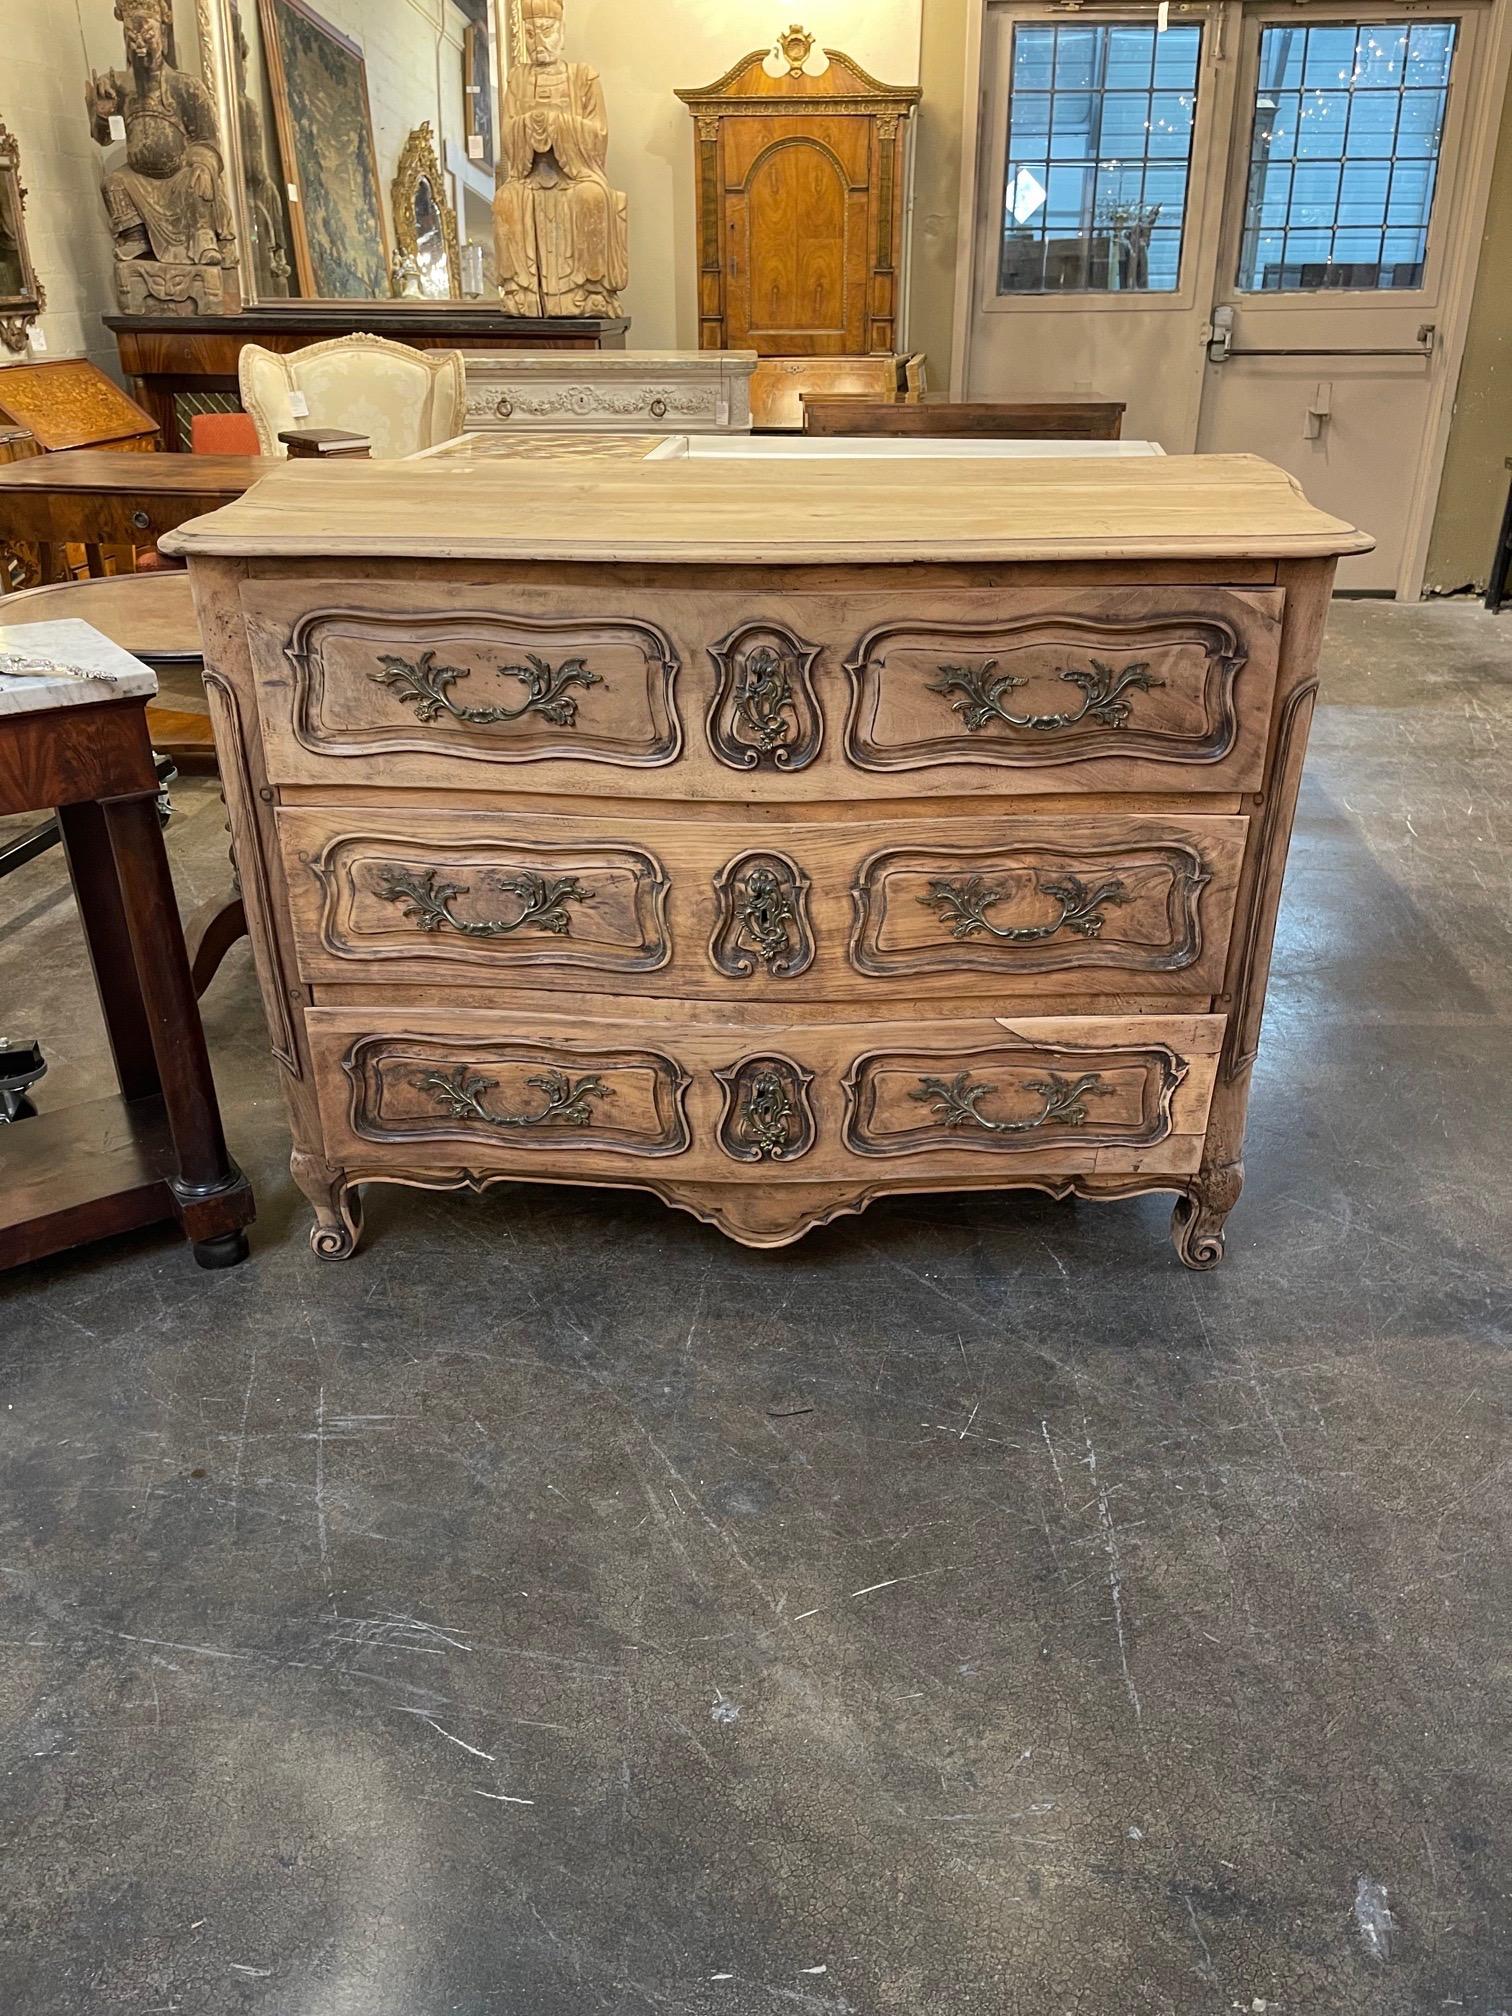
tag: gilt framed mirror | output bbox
[392,122,460,300]
[0,121,45,354]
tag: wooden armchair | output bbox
[238,333,466,460]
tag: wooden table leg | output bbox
[102,787,253,1267]
[56,800,160,1102]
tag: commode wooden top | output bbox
[160,453,1372,566]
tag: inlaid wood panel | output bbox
[278,807,1245,1001]
[245,589,681,782]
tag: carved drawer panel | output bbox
[842,587,1282,789]
[312,1022,691,1165]
[283,809,1245,1002]
[244,587,681,784]
[850,818,1245,990]
[306,1006,1221,1192]
[279,810,670,982]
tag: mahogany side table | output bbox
[0,621,254,1270]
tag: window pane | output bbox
[999,21,1202,295]
[1236,20,1456,291]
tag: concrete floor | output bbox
[0,599,1507,2016]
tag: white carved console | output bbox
[461,350,756,435]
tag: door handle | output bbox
[1206,305,1234,364]
[1304,381,1331,441]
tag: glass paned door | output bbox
[1236,21,1459,290]
[999,20,1203,292]
[1197,5,1490,594]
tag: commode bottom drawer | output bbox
[304,1005,1223,1186]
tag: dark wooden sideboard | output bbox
[107,307,630,449]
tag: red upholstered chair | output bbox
[190,410,261,455]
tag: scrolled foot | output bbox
[193,1229,250,1269]
[1171,1162,1243,1271]
[290,1150,363,1262]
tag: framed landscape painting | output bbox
[258,0,390,298]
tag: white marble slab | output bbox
[649,436,1165,461]
[0,619,159,718]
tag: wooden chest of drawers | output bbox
[165,453,1369,1264]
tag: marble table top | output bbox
[0,618,159,719]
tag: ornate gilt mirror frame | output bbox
[0,121,46,354]
[392,121,461,298]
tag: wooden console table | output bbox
[0,624,254,1270]
[0,451,274,581]
[108,308,631,450]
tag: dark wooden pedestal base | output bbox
[0,1093,252,1270]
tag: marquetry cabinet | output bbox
[165,451,1370,1263]
[676,32,919,422]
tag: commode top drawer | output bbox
[243,579,1283,796]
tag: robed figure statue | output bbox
[87,0,236,273]
[493,0,628,318]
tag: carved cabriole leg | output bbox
[1172,1161,1243,1270]
[290,1151,363,1260]
[186,557,339,1258]
[1189,556,1336,1271]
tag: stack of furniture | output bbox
[677,38,920,430]
[164,450,1369,1266]
[0,359,161,585]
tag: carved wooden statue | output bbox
[492,0,627,318]
[86,0,239,315]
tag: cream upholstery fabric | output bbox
[237,334,466,459]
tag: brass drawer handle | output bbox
[415,1065,610,1129]
[921,872,1127,944]
[370,648,601,728]
[928,657,1164,734]
[376,865,591,939]
[912,1069,1109,1134]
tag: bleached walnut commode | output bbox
[164,455,1370,1263]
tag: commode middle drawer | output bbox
[278,806,1249,1001]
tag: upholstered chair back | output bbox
[238,334,466,459]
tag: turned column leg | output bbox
[1172,1161,1244,1271]
[291,1149,363,1261]
[102,787,253,1267]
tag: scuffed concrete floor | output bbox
[0,600,1507,2016]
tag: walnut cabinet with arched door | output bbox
[676,32,919,419]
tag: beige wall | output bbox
[563,1,923,350]
[909,0,970,391]
[1425,84,1512,594]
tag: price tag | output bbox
[467,134,484,160]
[108,114,127,140]
[29,327,47,353]
[288,391,310,418]
[287,182,299,202]
[1157,0,1169,29]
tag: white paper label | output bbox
[29,327,47,353]
[467,134,484,160]
[288,391,310,418]
[287,182,299,202]
[1157,0,1170,30]
[108,114,127,140]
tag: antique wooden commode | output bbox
[164,454,1369,1262]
